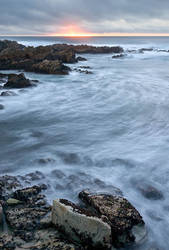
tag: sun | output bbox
[51,24,92,37]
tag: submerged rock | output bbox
[52,199,112,249]
[4,73,33,88]
[77,56,87,61]
[0,204,3,225]
[1,91,17,96]
[112,54,125,59]
[137,184,164,200]
[79,190,146,248]
[0,104,4,109]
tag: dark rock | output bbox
[75,68,93,74]
[31,59,70,74]
[139,48,154,53]
[79,66,92,69]
[137,184,164,200]
[58,152,81,165]
[4,73,33,88]
[1,91,17,96]
[0,234,16,250]
[0,104,4,109]
[112,54,125,59]
[0,175,22,199]
[38,158,55,164]
[77,56,87,61]
[51,169,66,179]
[13,185,43,202]
[25,171,45,181]
[79,190,146,248]
[0,40,25,53]
[0,41,124,76]
[0,204,3,224]
[72,45,124,54]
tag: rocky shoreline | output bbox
[0,40,148,249]
[0,40,123,75]
[0,173,146,250]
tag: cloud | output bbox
[1,0,169,35]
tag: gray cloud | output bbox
[1,0,169,35]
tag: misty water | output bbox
[1,36,169,249]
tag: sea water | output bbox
[1,36,169,249]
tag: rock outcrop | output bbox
[31,59,70,75]
[0,173,146,250]
[0,40,25,53]
[79,190,146,248]
[0,40,124,75]
[4,73,33,88]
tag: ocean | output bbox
[1,36,169,249]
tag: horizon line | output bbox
[2,33,169,37]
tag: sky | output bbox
[1,0,169,36]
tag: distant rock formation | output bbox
[0,40,124,75]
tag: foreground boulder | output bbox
[52,199,112,249]
[79,190,146,248]
[4,73,33,88]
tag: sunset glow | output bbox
[51,24,93,37]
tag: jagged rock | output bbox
[0,40,25,53]
[4,73,33,88]
[52,199,112,249]
[31,59,70,74]
[79,190,146,248]
[4,185,51,242]
[0,175,22,199]
[13,185,44,202]
[1,91,17,96]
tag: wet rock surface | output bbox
[0,172,146,249]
